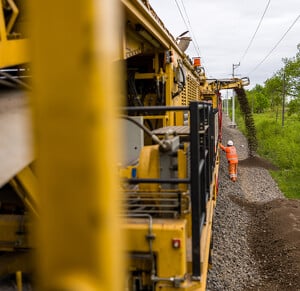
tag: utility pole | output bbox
[226,89,229,116]
[282,70,285,127]
[231,62,240,127]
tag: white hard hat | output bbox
[227,140,233,146]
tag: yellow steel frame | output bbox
[137,145,160,191]
[0,166,36,259]
[6,0,19,34]
[0,0,234,288]
[122,0,183,56]
[10,166,39,218]
[124,140,219,290]
[30,0,123,290]
[0,0,29,68]
[125,219,187,277]
[200,77,250,109]
[0,38,29,68]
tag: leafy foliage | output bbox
[246,85,270,113]
[232,43,300,198]
[248,44,300,115]
[281,44,300,99]
[288,98,300,118]
[264,76,283,109]
[236,111,300,199]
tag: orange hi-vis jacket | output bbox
[219,144,238,164]
[219,143,238,182]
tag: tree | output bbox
[247,84,269,113]
[281,44,300,99]
[247,44,300,118]
[288,98,300,118]
[255,91,270,113]
[264,76,283,110]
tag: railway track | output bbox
[207,114,300,290]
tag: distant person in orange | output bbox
[219,140,238,182]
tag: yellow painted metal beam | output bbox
[124,219,187,278]
[10,166,39,218]
[30,0,124,290]
[0,0,7,41]
[6,0,19,34]
[122,0,175,51]
[0,0,28,67]
[0,0,29,68]
[0,34,29,68]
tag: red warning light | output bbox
[193,57,201,67]
[172,239,181,249]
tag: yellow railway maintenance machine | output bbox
[0,0,249,290]
[121,1,249,290]
[0,0,124,289]
[121,1,221,290]
[0,0,35,286]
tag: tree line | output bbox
[238,44,300,198]
[247,44,300,120]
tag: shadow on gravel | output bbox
[230,195,300,290]
[239,156,279,171]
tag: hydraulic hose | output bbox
[120,115,169,151]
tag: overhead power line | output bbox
[174,0,202,58]
[179,0,202,57]
[239,0,271,63]
[248,14,300,74]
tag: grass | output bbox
[235,110,300,199]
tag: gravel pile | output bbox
[206,114,285,291]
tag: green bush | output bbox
[235,110,300,199]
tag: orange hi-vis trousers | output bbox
[219,143,238,182]
[228,163,238,182]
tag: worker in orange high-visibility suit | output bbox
[219,140,238,182]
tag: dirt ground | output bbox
[248,183,300,290]
[235,149,300,289]
[220,155,300,290]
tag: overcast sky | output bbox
[150,0,300,89]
